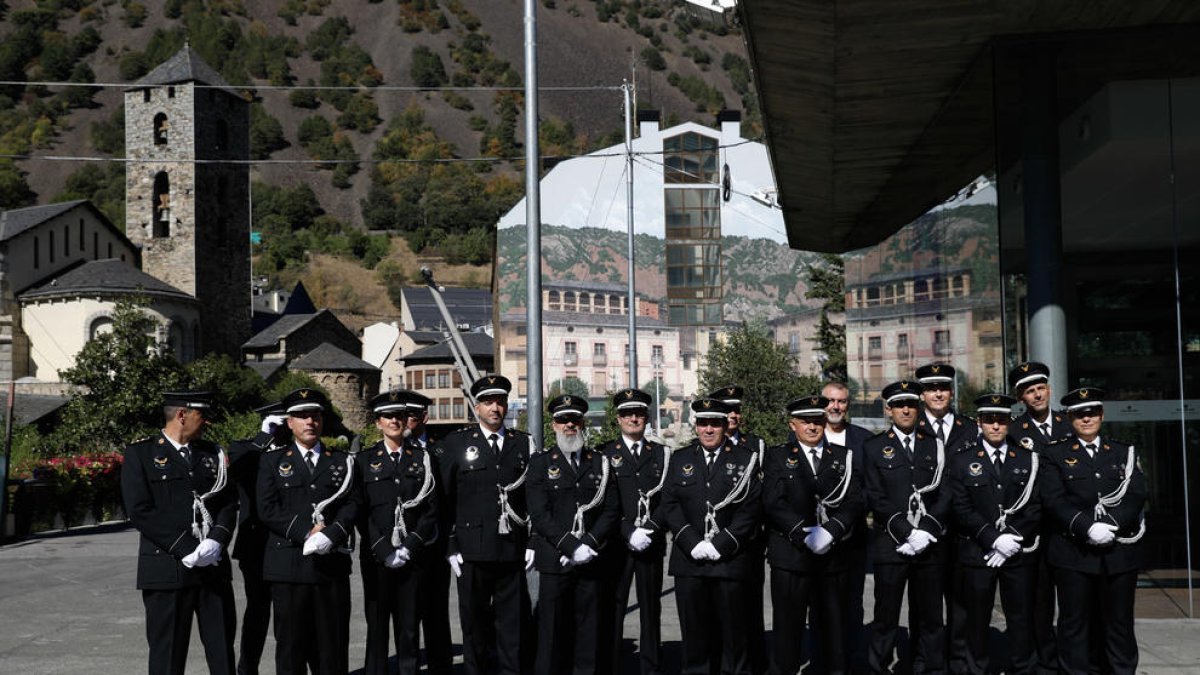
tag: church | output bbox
[0,46,251,390]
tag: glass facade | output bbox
[663,131,720,184]
[664,132,723,326]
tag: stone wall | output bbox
[308,369,380,431]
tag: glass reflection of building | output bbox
[664,130,723,326]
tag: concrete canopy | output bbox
[739,0,1200,252]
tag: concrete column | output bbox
[1020,46,1069,396]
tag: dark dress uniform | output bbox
[228,429,286,675]
[662,439,762,675]
[257,443,359,675]
[1039,423,1146,675]
[949,438,1041,675]
[437,424,533,675]
[358,439,440,675]
[863,427,952,675]
[122,431,238,675]
[411,428,453,675]
[763,436,864,675]
[600,434,669,675]
[527,444,621,675]
[728,428,769,675]
[826,422,874,672]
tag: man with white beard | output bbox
[527,395,619,675]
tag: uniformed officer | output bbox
[599,388,669,675]
[949,394,1040,675]
[437,374,534,675]
[1039,388,1146,675]
[709,384,768,674]
[358,390,440,675]
[228,401,290,675]
[863,380,951,675]
[404,391,453,675]
[915,363,976,674]
[663,398,762,675]
[257,387,359,675]
[527,394,620,675]
[1008,361,1069,674]
[121,390,237,675]
[763,395,865,675]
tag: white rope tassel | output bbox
[993,453,1040,552]
[497,465,529,535]
[907,438,946,528]
[817,449,853,526]
[1094,445,1146,544]
[703,451,758,541]
[312,455,355,526]
[191,447,228,540]
[635,447,673,527]
[392,450,436,548]
[571,457,611,538]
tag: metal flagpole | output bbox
[524,0,544,450]
[624,81,638,390]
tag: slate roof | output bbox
[132,46,240,95]
[243,312,323,349]
[0,200,89,241]
[244,359,286,381]
[18,259,194,302]
[402,287,492,331]
[0,392,69,426]
[404,333,494,363]
[289,343,378,372]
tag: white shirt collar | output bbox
[479,425,505,440]
[622,434,643,450]
[926,411,955,429]
[892,426,915,445]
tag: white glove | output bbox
[907,529,938,554]
[571,544,597,565]
[984,549,1008,568]
[628,528,653,552]
[524,548,535,571]
[385,547,410,568]
[1087,522,1119,546]
[702,541,721,561]
[558,555,573,568]
[896,542,918,556]
[302,532,333,555]
[690,541,710,561]
[448,553,464,578]
[803,526,834,555]
[261,414,287,434]
[181,550,200,568]
[194,538,222,566]
[993,533,1024,557]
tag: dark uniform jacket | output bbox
[122,433,237,590]
[918,413,979,455]
[1011,411,1071,453]
[527,445,620,574]
[437,426,532,562]
[762,439,864,573]
[730,430,767,465]
[228,431,285,564]
[600,436,669,548]
[1038,437,1146,574]
[357,439,440,565]
[863,428,952,565]
[661,441,762,579]
[949,439,1041,567]
[257,443,359,583]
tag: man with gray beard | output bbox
[527,395,620,675]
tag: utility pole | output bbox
[523,0,544,449]
[624,81,638,390]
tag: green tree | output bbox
[249,102,288,159]
[547,376,588,400]
[697,321,822,446]
[640,46,666,71]
[54,298,187,451]
[805,253,848,382]
[183,353,267,420]
[410,45,447,88]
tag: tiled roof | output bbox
[132,46,239,95]
[243,312,322,349]
[0,201,88,241]
[18,259,193,301]
[290,342,378,372]
[402,287,492,331]
[404,333,494,362]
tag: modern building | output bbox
[401,332,495,432]
[742,3,1200,576]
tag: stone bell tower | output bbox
[124,45,251,356]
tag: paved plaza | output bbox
[0,525,1196,673]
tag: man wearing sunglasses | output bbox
[599,388,669,675]
[863,380,951,675]
[662,398,762,675]
[1040,388,1145,675]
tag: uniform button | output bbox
[1095,473,1102,479]
[310,484,316,489]
[394,478,400,484]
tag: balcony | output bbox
[564,354,577,366]
[867,347,883,361]
[592,354,607,367]
[933,341,953,356]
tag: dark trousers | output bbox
[747,540,768,675]
[943,549,969,675]
[1053,567,1138,675]
[843,535,870,673]
[270,578,351,675]
[536,572,607,675]
[1031,552,1058,674]
[365,562,423,675]
[610,551,664,675]
[418,553,454,675]
[457,560,527,675]
[961,563,1035,675]
[869,562,945,675]
[359,551,379,671]
[675,575,750,675]
[236,562,271,675]
[769,566,847,675]
[142,582,236,675]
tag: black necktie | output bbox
[810,447,821,473]
[390,451,401,465]
[489,433,500,458]
[179,445,191,463]
[935,419,946,444]
[1085,443,1097,458]
[903,436,913,458]
[706,451,717,472]
[630,441,640,459]
[306,451,317,470]
[571,452,580,472]
[992,449,1003,470]
[1039,423,1051,438]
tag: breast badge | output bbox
[882,446,895,459]
[466,446,480,463]
[369,461,384,473]
[278,462,294,477]
[968,462,983,476]
[682,464,695,477]
[153,455,169,468]
[611,454,624,468]
[548,466,562,480]
[1019,437,1034,450]
[786,457,799,469]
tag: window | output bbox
[934,329,952,356]
[548,290,560,311]
[789,333,801,353]
[453,400,465,419]
[666,243,722,298]
[34,236,39,269]
[63,225,69,256]
[93,232,98,259]
[897,333,910,360]
[563,291,576,311]
[107,242,113,257]
[651,344,664,363]
[154,112,169,145]
[439,401,450,420]
[152,172,171,237]
[143,90,150,103]
[49,230,55,263]
[438,371,450,389]
[79,218,84,250]
[593,342,606,367]
[663,132,720,184]
[564,341,577,365]
[425,372,437,388]
[665,189,721,239]
[89,316,114,339]
[868,336,883,361]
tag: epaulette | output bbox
[131,435,153,444]
[1046,437,1071,447]
[507,427,530,436]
